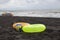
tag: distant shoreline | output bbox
[0,9,60,12]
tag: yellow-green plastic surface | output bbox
[22,24,46,33]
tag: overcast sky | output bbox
[0,0,60,10]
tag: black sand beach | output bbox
[0,16,60,40]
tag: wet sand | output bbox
[0,16,60,40]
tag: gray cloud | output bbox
[0,0,60,10]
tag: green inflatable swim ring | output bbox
[22,24,46,33]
